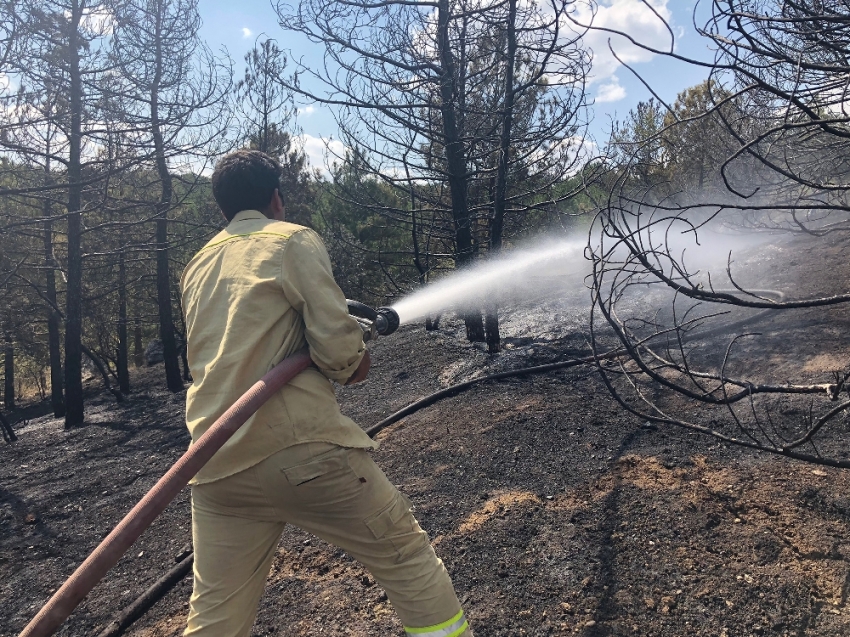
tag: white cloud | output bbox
[529,135,600,178]
[297,105,316,117]
[299,134,346,176]
[570,0,672,85]
[595,77,626,103]
[65,5,114,36]
[242,27,252,38]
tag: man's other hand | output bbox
[345,349,371,385]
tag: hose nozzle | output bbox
[374,307,400,336]
[346,301,400,337]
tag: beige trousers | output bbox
[185,442,472,637]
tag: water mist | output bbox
[390,237,589,324]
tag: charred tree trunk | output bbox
[410,191,438,332]
[150,8,183,394]
[173,313,192,382]
[0,409,15,443]
[485,0,517,355]
[95,553,194,637]
[44,206,65,417]
[4,311,14,411]
[117,248,130,394]
[437,0,484,342]
[154,184,182,393]
[179,337,190,382]
[64,1,85,427]
[133,315,144,368]
[484,174,500,353]
[484,303,500,353]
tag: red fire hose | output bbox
[19,350,313,637]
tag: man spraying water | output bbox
[180,150,472,637]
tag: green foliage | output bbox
[312,153,418,306]
[609,81,752,197]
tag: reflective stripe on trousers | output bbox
[405,610,469,637]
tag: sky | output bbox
[199,0,716,172]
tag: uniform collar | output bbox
[230,210,268,224]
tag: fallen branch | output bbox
[365,347,623,437]
[82,346,124,404]
[94,554,193,637]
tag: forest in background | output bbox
[0,0,604,428]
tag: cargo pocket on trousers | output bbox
[364,492,430,563]
[283,450,349,486]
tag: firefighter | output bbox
[180,149,472,637]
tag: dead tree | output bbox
[275,0,591,343]
[484,0,517,353]
[117,246,129,394]
[59,0,88,426]
[3,307,13,410]
[584,0,850,466]
[4,0,120,427]
[111,0,231,393]
[43,155,65,416]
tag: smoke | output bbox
[598,203,779,290]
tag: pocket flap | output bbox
[283,455,346,486]
[364,493,411,539]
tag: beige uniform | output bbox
[180,210,471,637]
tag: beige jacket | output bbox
[180,210,377,484]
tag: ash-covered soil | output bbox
[3,232,850,637]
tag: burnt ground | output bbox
[3,232,850,637]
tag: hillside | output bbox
[3,233,850,637]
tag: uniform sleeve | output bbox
[280,229,366,383]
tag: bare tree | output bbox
[276,0,591,344]
[585,0,850,466]
[3,307,14,410]
[1,0,121,426]
[111,0,231,394]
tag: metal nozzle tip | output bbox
[375,307,400,336]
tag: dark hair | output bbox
[211,150,283,221]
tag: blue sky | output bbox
[199,0,714,170]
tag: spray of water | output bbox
[391,238,588,324]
